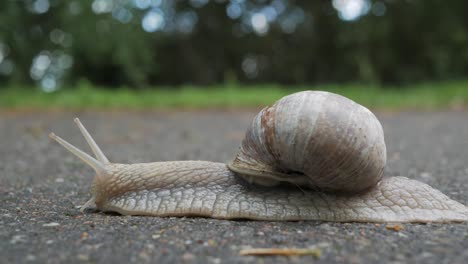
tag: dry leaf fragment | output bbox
[80,232,88,240]
[239,248,321,257]
[385,224,404,231]
[207,239,216,246]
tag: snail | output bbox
[49,91,468,223]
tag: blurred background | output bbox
[0,0,467,109]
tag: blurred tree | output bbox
[66,4,157,87]
[0,0,158,88]
[0,0,467,89]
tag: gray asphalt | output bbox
[1,111,467,264]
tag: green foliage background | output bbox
[1,0,467,88]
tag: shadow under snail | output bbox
[49,91,468,223]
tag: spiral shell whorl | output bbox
[228,91,387,193]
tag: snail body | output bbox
[49,91,468,223]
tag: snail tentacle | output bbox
[73,118,109,163]
[49,132,106,175]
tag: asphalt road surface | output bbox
[1,111,467,264]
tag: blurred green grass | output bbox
[1,80,467,111]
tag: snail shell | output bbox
[228,91,386,193]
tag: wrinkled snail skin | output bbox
[48,92,468,223]
[94,161,467,223]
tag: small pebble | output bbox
[421,252,433,258]
[10,235,26,244]
[317,242,332,248]
[420,172,431,179]
[77,254,89,261]
[398,233,408,238]
[146,244,155,250]
[208,257,221,264]
[43,222,60,227]
[271,234,286,244]
[138,251,150,261]
[182,253,195,261]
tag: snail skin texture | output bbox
[49,91,468,223]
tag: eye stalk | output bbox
[48,118,108,175]
[73,118,109,163]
